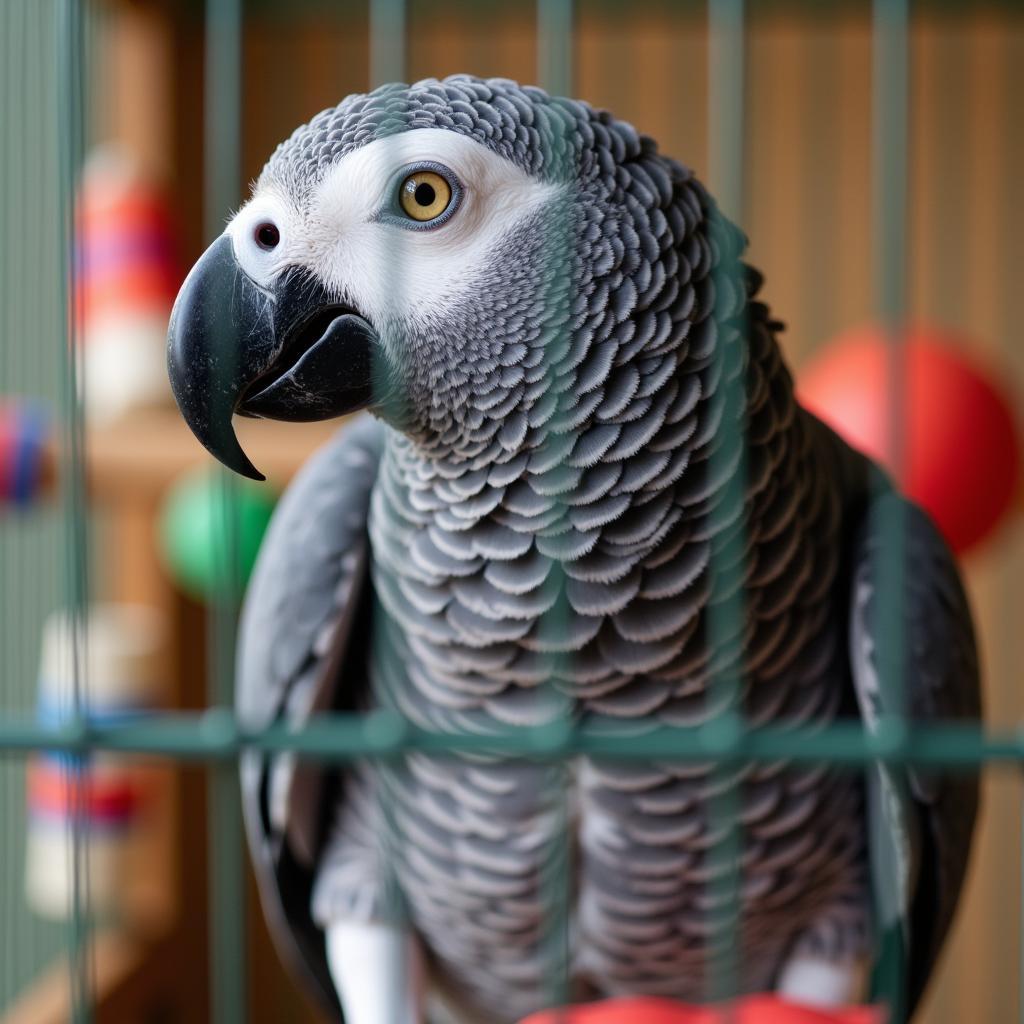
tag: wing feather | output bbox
[849,490,981,1015]
[237,414,384,1021]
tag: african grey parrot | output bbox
[166,75,980,1024]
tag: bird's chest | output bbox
[368,426,845,731]
[366,469,863,1013]
[369,542,843,735]
[381,736,864,1015]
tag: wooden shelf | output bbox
[81,407,344,501]
[1,929,179,1024]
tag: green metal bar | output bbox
[870,1,910,1019]
[706,0,747,1004]
[537,0,573,97]
[203,1,247,1022]
[2,0,71,1006]
[0,712,1015,768]
[2,8,21,999]
[205,0,243,243]
[535,1,575,1010]
[365,4,417,1012]
[370,0,406,88]
[2,0,15,972]
[708,0,746,222]
[873,0,909,338]
[56,0,92,1017]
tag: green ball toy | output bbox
[158,468,277,600]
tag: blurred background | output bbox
[0,0,1021,1021]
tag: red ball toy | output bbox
[797,326,1021,555]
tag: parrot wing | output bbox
[848,489,981,1017]
[237,414,384,1020]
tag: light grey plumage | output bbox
[180,75,979,1022]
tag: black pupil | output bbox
[414,182,436,207]
[256,223,279,249]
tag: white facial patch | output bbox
[226,189,303,291]
[227,129,562,331]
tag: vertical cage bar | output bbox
[708,0,746,222]
[370,0,406,89]
[872,0,909,346]
[364,6,418,1021]
[873,0,909,498]
[538,0,573,99]
[536,0,575,1012]
[705,0,747,1006]
[869,0,910,1020]
[56,0,92,1018]
[0,0,71,999]
[203,2,247,1022]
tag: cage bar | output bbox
[55,0,93,1018]
[3,712,1017,768]
[704,0,748,1006]
[202,1,247,1022]
[868,1,911,1018]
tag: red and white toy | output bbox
[76,146,181,423]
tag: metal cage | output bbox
[1,1,1021,1022]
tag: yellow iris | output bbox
[399,171,452,222]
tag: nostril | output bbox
[255,222,280,250]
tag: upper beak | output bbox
[166,234,379,480]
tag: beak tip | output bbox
[209,431,267,482]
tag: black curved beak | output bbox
[167,235,379,480]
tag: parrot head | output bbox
[168,75,734,479]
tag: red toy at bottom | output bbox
[519,995,886,1024]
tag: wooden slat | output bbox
[747,18,807,360]
[101,2,175,180]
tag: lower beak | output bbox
[166,235,379,480]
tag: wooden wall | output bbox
[91,2,1024,1021]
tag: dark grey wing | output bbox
[237,414,384,1021]
[849,489,981,1016]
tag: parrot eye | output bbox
[255,222,280,250]
[398,170,454,224]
